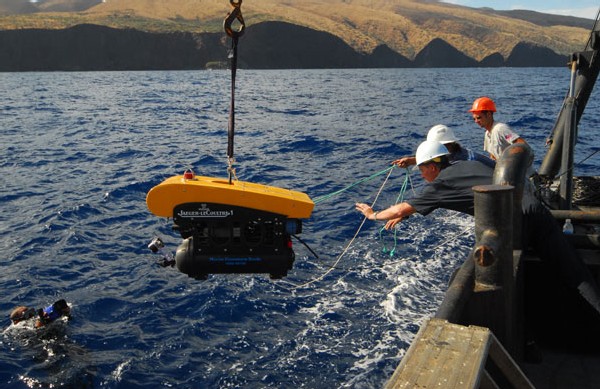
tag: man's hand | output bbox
[385,217,404,230]
[392,156,416,168]
[355,203,374,219]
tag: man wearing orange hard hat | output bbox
[469,96,530,161]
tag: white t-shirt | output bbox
[484,122,521,160]
[484,122,536,186]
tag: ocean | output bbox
[1,68,599,388]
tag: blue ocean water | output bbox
[1,68,599,388]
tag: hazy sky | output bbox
[442,1,599,20]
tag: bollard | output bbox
[473,185,514,289]
[472,184,514,347]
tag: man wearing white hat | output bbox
[393,124,494,169]
[356,140,493,230]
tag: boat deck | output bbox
[522,347,600,388]
[521,249,600,388]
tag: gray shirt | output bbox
[407,160,494,216]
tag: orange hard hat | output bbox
[469,97,496,113]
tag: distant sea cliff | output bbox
[0,22,568,71]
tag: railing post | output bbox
[472,184,514,351]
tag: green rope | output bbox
[310,164,412,257]
[312,166,395,204]
[379,169,412,256]
[285,165,396,290]
[309,164,411,259]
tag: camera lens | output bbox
[148,237,164,253]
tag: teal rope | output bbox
[312,166,395,204]
[310,164,411,258]
[379,169,412,256]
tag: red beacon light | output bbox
[183,169,195,180]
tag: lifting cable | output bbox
[219,1,474,288]
[224,0,246,184]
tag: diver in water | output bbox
[9,306,37,325]
[9,299,71,327]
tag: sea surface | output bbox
[1,68,599,388]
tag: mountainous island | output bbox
[0,0,594,71]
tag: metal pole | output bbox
[559,95,577,209]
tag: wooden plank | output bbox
[386,318,491,388]
[387,318,534,389]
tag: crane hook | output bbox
[224,0,245,39]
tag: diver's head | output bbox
[52,299,71,316]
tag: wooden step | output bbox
[386,318,533,389]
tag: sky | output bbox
[442,1,599,20]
